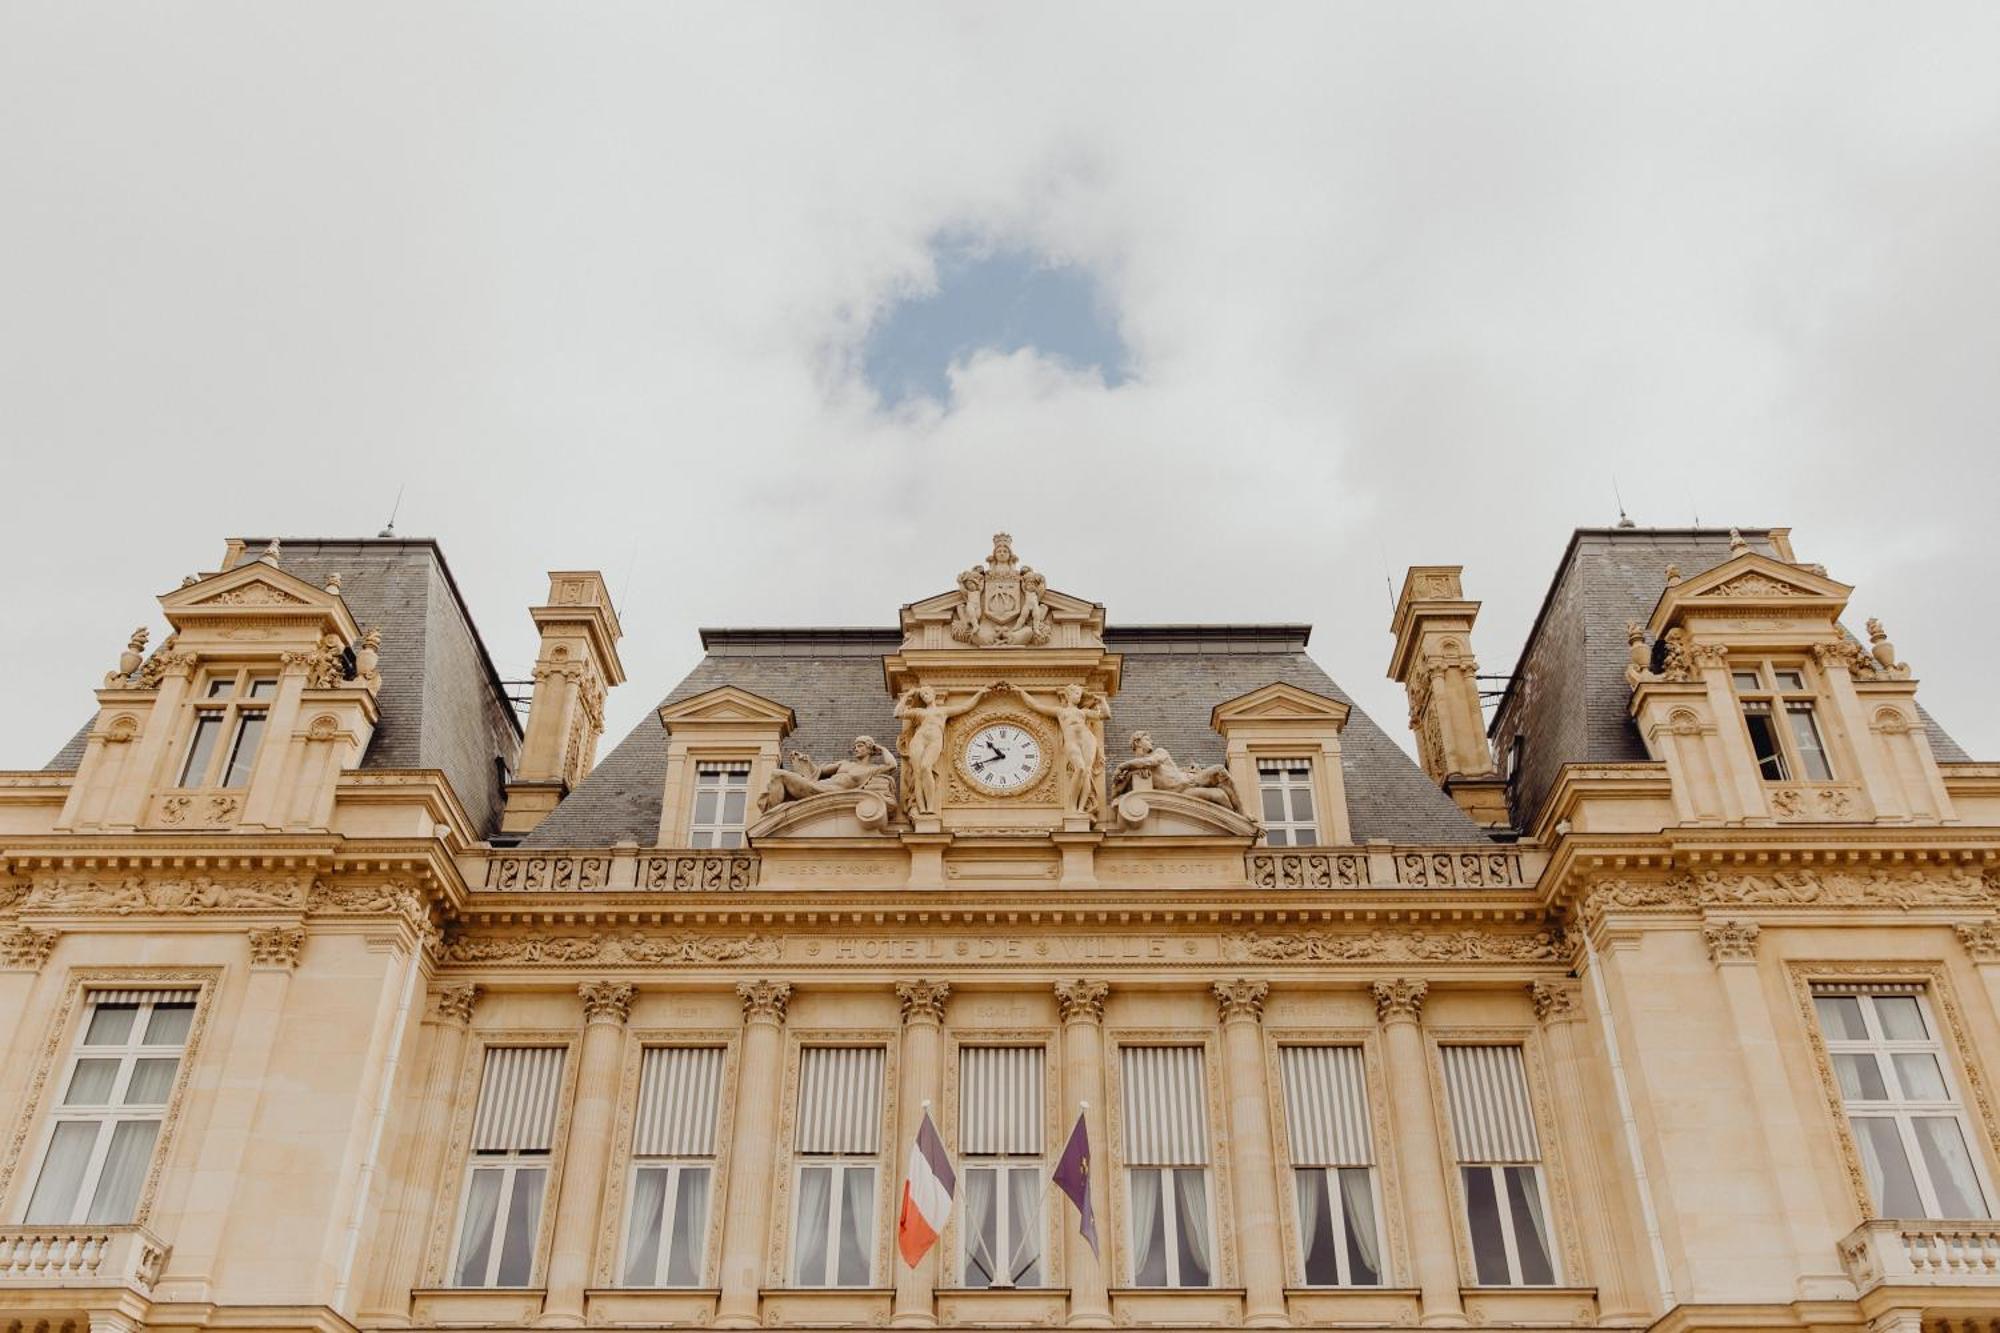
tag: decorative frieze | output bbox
[1703,920,1762,964]
[736,980,792,1024]
[484,855,613,891]
[640,854,760,891]
[579,981,636,1025]
[310,880,429,928]
[1578,866,1995,929]
[1054,978,1109,1025]
[1224,927,1562,963]
[0,925,57,971]
[246,926,306,970]
[1213,979,1269,1023]
[441,931,779,966]
[24,874,308,915]
[430,983,480,1024]
[895,979,951,1026]
[1372,978,1428,1025]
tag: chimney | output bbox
[1387,566,1509,831]
[501,571,626,838]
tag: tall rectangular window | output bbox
[1730,664,1834,784]
[792,1047,885,1287]
[622,1047,726,1287]
[1279,1046,1383,1286]
[23,988,197,1225]
[1120,1046,1213,1288]
[689,762,751,848]
[1441,1045,1557,1287]
[1257,759,1318,847]
[178,671,278,788]
[959,1046,1045,1289]
[453,1046,565,1288]
[1813,985,1991,1219]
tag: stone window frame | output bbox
[421,1027,583,1291]
[766,1027,901,1290]
[1100,1025,1236,1292]
[0,966,222,1229]
[1259,1022,1404,1290]
[594,1026,745,1290]
[1785,959,2000,1223]
[938,1024,1065,1291]
[1421,1022,1582,1290]
[1726,658,1840,785]
[173,666,283,791]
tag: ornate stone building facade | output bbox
[1,526,1996,1333]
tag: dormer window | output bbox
[1729,664,1832,783]
[178,670,277,789]
[1257,758,1319,846]
[689,761,751,848]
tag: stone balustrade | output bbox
[0,1226,168,1291]
[479,849,759,892]
[1839,1218,2000,1290]
[1246,845,1528,891]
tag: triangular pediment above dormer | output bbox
[1210,681,1352,732]
[160,560,358,638]
[657,685,797,734]
[1648,552,1852,634]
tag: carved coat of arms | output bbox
[949,533,1053,646]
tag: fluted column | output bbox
[361,984,479,1322]
[1374,979,1465,1327]
[1055,980,1112,1328]
[715,981,792,1328]
[1215,981,1286,1326]
[893,980,951,1326]
[541,981,635,1326]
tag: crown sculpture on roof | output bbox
[950,533,1053,647]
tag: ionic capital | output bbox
[1054,978,1110,1026]
[1214,979,1269,1024]
[1372,978,1428,1025]
[738,979,793,1026]
[896,979,951,1026]
[579,980,636,1025]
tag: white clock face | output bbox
[965,724,1043,792]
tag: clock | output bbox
[963,723,1044,793]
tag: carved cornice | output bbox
[0,925,56,971]
[430,983,480,1024]
[1372,978,1428,1025]
[1703,919,1761,964]
[1224,926,1562,963]
[1529,980,1582,1025]
[579,980,636,1025]
[1956,921,2000,963]
[737,980,792,1025]
[1213,979,1269,1024]
[1054,978,1109,1025]
[441,931,778,966]
[895,979,950,1026]
[247,925,306,970]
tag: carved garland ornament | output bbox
[442,931,780,966]
[1227,928,1563,964]
[1577,866,1997,929]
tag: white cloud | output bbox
[2,2,1997,770]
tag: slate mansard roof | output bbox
[46,538,523,836]
[522,624,1485,848]
[1489,526,1972,830]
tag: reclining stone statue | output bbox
[759,736,901,819]
[1111,730,1244,814]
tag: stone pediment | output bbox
[657,686,796,735]
[898,533,1105,653]
[161,557,358,641]
[1647,550,1852,635]
[1210,681,1351,732]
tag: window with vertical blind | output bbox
[958,1046,1045,1289]
[453,1046,566,1288]
[622,1047,727,1287]
[689,762,751,848]
[1256,759,1318,847]
[1278,1046,1383,1286]
[792,1047,886,1288]
[1812,984,1991,1220]
[1440,1045,1557,1286]
[1120,1046,1214,1288]
[23,988,198,1225]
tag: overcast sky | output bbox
[4,4,1998,775]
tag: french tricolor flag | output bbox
[896,1106,956,1267]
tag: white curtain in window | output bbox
[1338,1168,1380,1279]
[1440,1045,1540,1163]
[962,1169,997,1284]
[793,1167,832,1284]
[455,1169,504,1286]
[836,1167,874,1285]
[24,1121,97,1223]
[1129,1168,1164,1283]
[797,1048,886,1155]
[1121,1047,1209,1165]
[1294,1170,1323,1270]
[635,1047,725,1156]
[623,1169,671,1285]
[471,1047,566,1153]
[1005,1167,1041,1282]
[665,1169,709,1285]
[1174,1170,1212,1283]
[85,1120,159,1223]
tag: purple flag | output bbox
[1051,1110,1098,1258]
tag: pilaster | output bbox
[715,981,792,1328]
[541,981,635,1324]
[1214,981,1285,1326]
[1372,979,1464,1327]
[892,980,950,1326]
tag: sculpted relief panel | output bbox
[948,532,1053,647]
